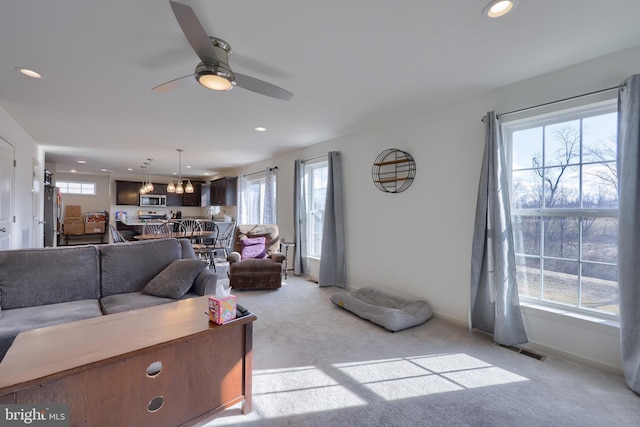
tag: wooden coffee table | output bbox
[0,296,256,427]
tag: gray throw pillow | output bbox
[142,259,208,299]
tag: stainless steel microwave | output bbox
[140,194,167,207]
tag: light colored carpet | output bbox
[202,276,639,427]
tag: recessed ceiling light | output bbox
[255,127,267,132]
[204,172,211,176]
[127,168,134,171]
[186,165,192,169]
[77,160,87,164]
[70,169,77,173]
[482,0,518,18]
[16,67,44,79]
[172,172,177,175]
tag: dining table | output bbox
[133,230,214,240]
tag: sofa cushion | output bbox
[142,259,208,299]
[100,238,184,297]
[240,236,267,259]
[99,291,199,315]
[0,245,100,309]
[0,299,103,360]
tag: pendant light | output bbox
[139,163,148,194]
[185,179,194,193]
[167,149,194,194]
[176,149,185,194]
[145,158,154,193]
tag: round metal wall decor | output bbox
[371,148,416,193]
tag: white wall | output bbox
[55,172,111,217]
[0,105,43,249]
[229,44,640,374]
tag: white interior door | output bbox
[0,137,14,249]
[32,158,42,247]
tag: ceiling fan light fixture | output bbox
[195,63,235,91]
[483,0,518,18]
[198,74,232,91]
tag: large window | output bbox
[238,170,277,225]
[305,161,328,257]
[57,181,96,195]
[244,177,267,224]
[504,100,618,317]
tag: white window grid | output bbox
[503,99,619,319]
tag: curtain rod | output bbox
[481,84,625,122]
[302,154,328,163]
[242,166,278,178]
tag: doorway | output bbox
[0,136,14,249]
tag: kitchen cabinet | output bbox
[116,181,168,206]
[116,181,141,205]
[166,182,203,207]
[118,180,205,207]
[182,182,203,206]
[210,177,237,206]
[166,191,183,207]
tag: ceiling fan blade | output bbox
[235,73,294,101]
[152,74,196,93]
[169,1,219,63]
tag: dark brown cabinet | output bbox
[183,182,203,206]
[166,182,203,207]
[210,177,237,206]
[117,180,204,207]
[166,191,183,207]
[116,181,141,205]
[116,181,170,206]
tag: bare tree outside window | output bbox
[508,107,619,316]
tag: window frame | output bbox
[56,180,97,196]
[305,160,328,258]
[502,98,619,321]
[244,176,266,225]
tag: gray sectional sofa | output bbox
[0,238,218,361]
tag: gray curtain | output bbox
[319,151,346,288]
[264,167,277,224]
[293,160,307,276]
[617,74,640,394]
[470,111,528,346]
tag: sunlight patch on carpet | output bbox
[252,366,367,417]
[334,353,529,401]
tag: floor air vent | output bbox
[495,344,547,361]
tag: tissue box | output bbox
[209,295,237,324]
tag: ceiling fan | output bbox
[152,1,293,101]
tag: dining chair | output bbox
[214,221,236,259]
[193,220,219,270]
[142,221,172,238]
[109,224,127,243]
[178,219,203,240]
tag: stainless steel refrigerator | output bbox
[44,186,61,247]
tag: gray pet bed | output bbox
[330,287,432,332]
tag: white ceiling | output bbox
[1,0,640,178]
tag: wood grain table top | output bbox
[0,297,256,394]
